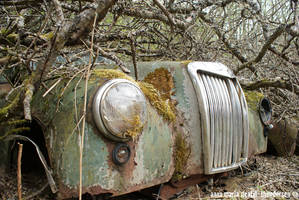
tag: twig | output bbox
[156,183,163,200]
[86,41,130,73]
[52,0,65,26]
[79,11,97,200]
[129,33,138,80]
[55,68,86,112]
[17,143,23,200]
[42,78,61,97]
[241,78,299,95]
[153,0,176,31]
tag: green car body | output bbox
[0,61,268,199]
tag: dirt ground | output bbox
[0,154,298,200]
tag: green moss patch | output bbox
[92,69,135,82]
[244,91,264,111]
[172,133,190,181]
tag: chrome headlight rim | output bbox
[92,79,146,142]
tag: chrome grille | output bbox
[187,62,249,174]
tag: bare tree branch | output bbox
[86,41,130,73]
[120,7,189,31]
[235,24,288,74]
[197,12,249,64]
[241,78,299,95]
[52,0,64,26]
[153,0,176,29]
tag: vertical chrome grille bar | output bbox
[201,74,215,167]
[234,81,243,161]
[210,77,222,168]
[226,80,238,163]
[213,78,225,167]
[195,73,212,170]
[222,79,233,165]
[219,79,230,166]
[230,80,243,162]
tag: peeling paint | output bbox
[13,61,267,199]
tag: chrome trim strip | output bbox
[187,64,211,172]
[188,62,236,79]
[235,81,249,158]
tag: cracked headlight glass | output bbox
[93,79,147,141]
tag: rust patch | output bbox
[57,181,115,199]
[143,68,174,100]
[160,173,227,200]
[86,88,139,187]
[268,120,298,156]
[141,68,176,121]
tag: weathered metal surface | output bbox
[135,61,204,177]
[32,72,175,199]
[187,62,249,174]
[247,107,267,157]
[0,61,268,198]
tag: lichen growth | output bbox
[40,32,54,41]
[92,69,135,82]
[180,60,193,67]
[0,127,30,140]
[7,33,18,42]
[173,133,190,181]
[244,91,264,110]
[138,82,175,121]
[0,119,27,126]
[0,28,8,35]
[125,115,143,141]
[142,68,176,121]
[0,93,20,121]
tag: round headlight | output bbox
[93,79,147,141]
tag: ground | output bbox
[177,155,299,200]
[0,154,298,200]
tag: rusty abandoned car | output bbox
[0,61,272,199]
